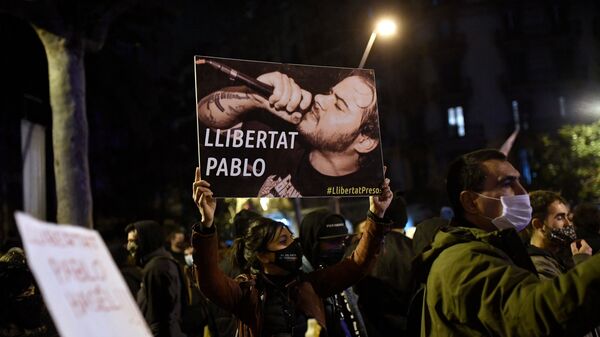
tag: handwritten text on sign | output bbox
[15,212,152,337]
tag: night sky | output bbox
[1,0,599,242]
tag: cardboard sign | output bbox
[14,212,152,337]
[195,56,385,198]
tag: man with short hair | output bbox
[197,70,381,197]
[525,192,600,337]
[526,190,591,279]
[416,149,600,337]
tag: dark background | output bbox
[2,0,599,244]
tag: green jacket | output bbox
[416,222,600,337]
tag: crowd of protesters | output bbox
[2,148,600,337]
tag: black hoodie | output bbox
[132,220,186,337]
[299,209,347,268]
[299,210,367,337]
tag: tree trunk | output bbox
[34,26,93,228]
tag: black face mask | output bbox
[318,248,345,267]
[267,239,303,273]
[548,225,577,246]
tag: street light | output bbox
[358,18,398,69]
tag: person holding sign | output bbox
[197,68,382,197]
[191,167,393,337]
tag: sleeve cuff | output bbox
[573,253,590,265]
[192,222,216,235]
[367,210,393,234]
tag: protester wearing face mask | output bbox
[525,190,592,278]
[125,221,187,337]
[184,246,194,268]
[414,149,600,337]
[526,192,599,337]
[191,167,393,337]
[299,209,368,337]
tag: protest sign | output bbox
[14,212,152,337]
[195,56,385,198]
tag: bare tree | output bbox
[1,0,136,227]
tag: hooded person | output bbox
[299,209,368,337]
[126,220,186,337]
[299,209,351,270]
[0,247,56,337]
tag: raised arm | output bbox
[308,173,393,297]
[191,167,247,316]
[197,71,313,129]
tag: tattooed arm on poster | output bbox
[197,72,312,129]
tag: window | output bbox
[512,100,520,129]
[512,99,531,130]
[447,106,465,137]
[558,96,566,118]
[519,149,532,185]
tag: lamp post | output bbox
[358,18,397,69]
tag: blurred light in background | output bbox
[376,18,398,37]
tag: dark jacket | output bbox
[527,244,600,337]
[134,221,186,337]
[192,213,388,337]
[299,209,368,337]
[526,245,567,280]
[352,230,416,337]
[415,219,600,337]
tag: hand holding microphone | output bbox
[197,58,312,125]
[256,71,312,125]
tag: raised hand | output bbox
[571,239,593,256]
[192,167,217,228]
[369,167,393,218]
[256,71,312,125]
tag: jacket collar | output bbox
[414,220,538,282]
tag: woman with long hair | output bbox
[191,167,393,337]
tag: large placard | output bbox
[14,212,152,337]
[195,56,385,198]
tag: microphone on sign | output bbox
[196,58,274,97]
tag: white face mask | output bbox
[475,193,532,232]
[184,254,194,267]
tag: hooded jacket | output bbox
[299,209,347,268]
[299,209,368,337]
[192,213,388,337]
[415,220,600,337]
[133,220,186,337]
